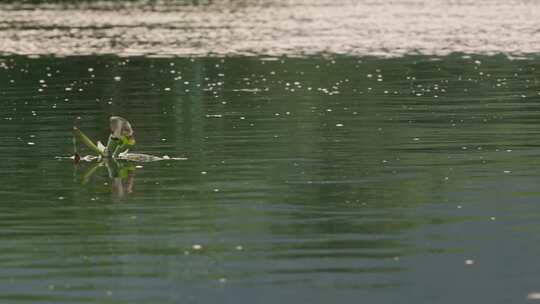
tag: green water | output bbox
[2,55,540,303]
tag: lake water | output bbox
[2,54,540,303]
[3,0,540,303]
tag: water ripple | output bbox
[0,0,540,57]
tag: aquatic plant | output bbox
[72,116,185,162]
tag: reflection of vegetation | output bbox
[80,157,136,197]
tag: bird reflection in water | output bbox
[78,159,137,198]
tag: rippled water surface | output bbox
[1,0,540,57]
[2,54,540,303]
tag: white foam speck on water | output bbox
[1,0,540,57]
[528,293,540,300]
[192,244,203,250]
